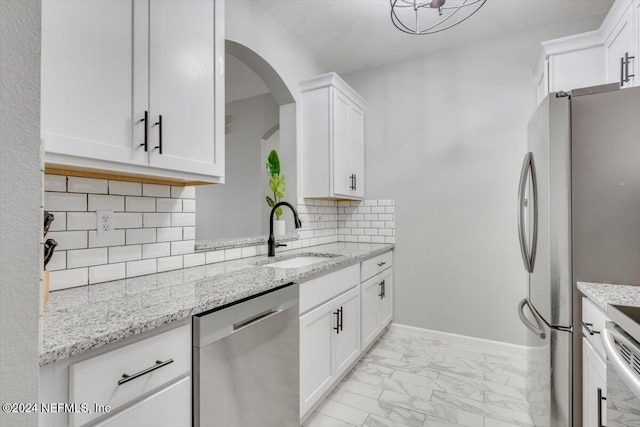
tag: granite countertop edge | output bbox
[40,243,394,366]
[577,281,640,313]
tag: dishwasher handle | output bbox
[602,325,640,399]
[233,308,281,331]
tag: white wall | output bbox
[342,17,605,345]
[196,93,279,240]
[0,1,41,425]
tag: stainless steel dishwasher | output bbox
[192,283,299,427]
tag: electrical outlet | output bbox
[96,211,114,236]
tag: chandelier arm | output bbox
[390,0,486,35]
[416,0,486,34]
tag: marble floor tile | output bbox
[303,328,536,427]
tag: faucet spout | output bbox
[268,201,302,257]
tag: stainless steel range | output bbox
[603,305,640,427]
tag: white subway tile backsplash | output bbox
[125,196,155,212]
[47,231,87,250]
[157,255,183,272]
[371,236,386,244]
[89,230,125,248]
[371,206,386,214]
[241,246,257,258]
[224,248,242,261]
[205,250,224,264]
[126,259,157,277]
[171,186,195,199]
[126,228,156,245]
[109,245,142,263]
[336,199,395,244]
[357,236,372,243]
[89,263,125,284]
[182,227,195,241]
[183,253,205,268]
[143,213,171,228]
[156,198,182,212]
[49,268,88,291]
[171,240,194,255]
[171,213,195,227]
[45,174,67,192]
[45,192,87,211]
[88,195,124,212]
[142,183,170,198]
[67,248,108,268]
[142,242,170,259]
[378,200,393,206]
[68,177,108,194]
[48,212,66,231]
[67,212,96,230]
[157,227,183,242]
[182,199,195,213]
[108,180,142,196]
[364,200,378,206]
[114,212,143,229]
[47,176,199,289]
[46,251,66,271]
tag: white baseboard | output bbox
[389,322,530,355]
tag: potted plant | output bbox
[266,149,286,236]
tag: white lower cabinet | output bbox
[300,250,394,421]
[361,268,393,349]
[300,286,360,417]
[583,337,607,427]
[94,376,190,427]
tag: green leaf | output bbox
[266,150,280,176]
[266,196,275,208]
[275,174,286,199]
[269,175,279,194]
[275,207,283,218]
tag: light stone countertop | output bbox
[577,281,640,312]
[41,242,394,366]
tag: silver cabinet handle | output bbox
[597,387,606,427]
[517,152,538,273]
[602,325,640,399]
[517,298,546,339]
[377,262,386,267]
[581,321,601,335]
[118,359,174,386]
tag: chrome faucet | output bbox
[268,201,303,257]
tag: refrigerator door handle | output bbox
[518,152,536,273]
[518,298,546,339]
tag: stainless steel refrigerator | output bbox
[516,84,640,427]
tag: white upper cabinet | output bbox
[602,0,637,87]
[301,73,366,200]
[41,0,149,167]
[535,0,640,103]
[41,0,225,183]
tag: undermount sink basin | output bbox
[264,256,331,269]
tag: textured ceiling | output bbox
[255,0,615,74]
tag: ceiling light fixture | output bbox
[390,0,487,35]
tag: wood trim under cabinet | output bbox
[45,164,216,187]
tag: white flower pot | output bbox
[273,220,286,236]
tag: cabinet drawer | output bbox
[361,251,393,282]
[582,297,610,359]
[300,264,360,315]
[69,324,191,427]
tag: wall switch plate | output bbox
[96,210,114,236]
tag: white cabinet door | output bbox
[95,376,190,427]
[148,0,224,177]
[332,91,353,197]
[41,0,148,166]
[300,300,334,416]
[361,276,381,349]
[349,104,365,198]
[583,337,607,427]
[605,7,636,87]
[333,287,360,377]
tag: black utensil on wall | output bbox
[44,239,58,268]
[44,211,54,237]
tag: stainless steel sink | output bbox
[263,256,331,269]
